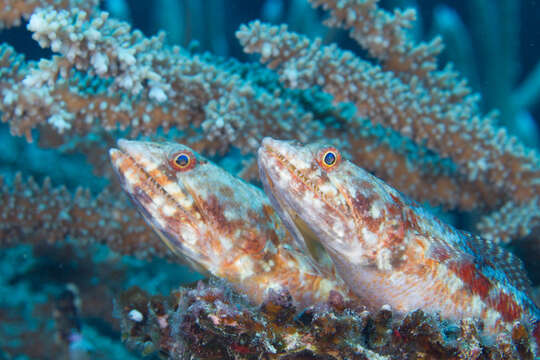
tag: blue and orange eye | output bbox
[170,150,196,171]
[318,147,341,171]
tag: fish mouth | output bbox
[258,139,335,276]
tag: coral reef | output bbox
[0,0,539,358]
[1,0,538,242]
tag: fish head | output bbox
[109,139,281,278]
[258,137,408,271]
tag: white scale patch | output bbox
[376,248,392,271]
[162,182,194,209]
[235,255,255,280]
[318,182,337,197]
[362,227,378,246]
[433,263,464,295]
[122,179,136,195]
[276,168,293,189]
[152,194,166,207]
[285,152,310,171]
[261,260,272,273]
[469,295,485,316]
[180,224,199,245]
[443,269,464,294]
[344,244,367,265]
[163,182,184,197]
[302,191,324,211]
[162,204,176,217]
[387,272,436,310]
[369,201,383,219]
[112,156,125,169]
[286,259,298,270]
[484,308,502,330]
[332,221,345,238]
[219,236,233,251]
[123,168,138,184]
[143,159,159,172]
[317,279,335,297]
[435,263,448,279]
[152,212,167,228]
[223,207,239,221]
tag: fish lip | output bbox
[108,147,123,161]
[108,140,143,179]
[108,139,137,166]
[116,138,135,153]
[258,138,313,202]
[257,138,310,238]
[260,136,278,150]
[108,138,133,161]
[113,138,145,159]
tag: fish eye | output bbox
[170,151,196,171]
[318,147,341,170]
[324,151,336,166]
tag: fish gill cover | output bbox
[0,0,539,359]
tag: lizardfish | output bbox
[109,139,356,307]
[257,137,539,337]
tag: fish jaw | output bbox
[109,139,217,273]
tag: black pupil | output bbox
[176,154,189,167]
[324,152,336,165]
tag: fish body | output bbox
[257,137,540,336]
[109,139,356,307]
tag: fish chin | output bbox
[289,207,336,274]
[133,196,211,276]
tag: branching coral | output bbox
[0,173,170,259]
[1,5,317,155]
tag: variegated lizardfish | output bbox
[257,137,540,338]
[109,139,357,308]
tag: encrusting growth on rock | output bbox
[117,279,537,359]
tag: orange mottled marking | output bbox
[532,321,540,348]
[489,291,523,322]
[385,220,405,247]
[404,208,420,230]
[149,168,169,185]
[449,260,492,298]
[430,245,451,263]
[239,230,267,255]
